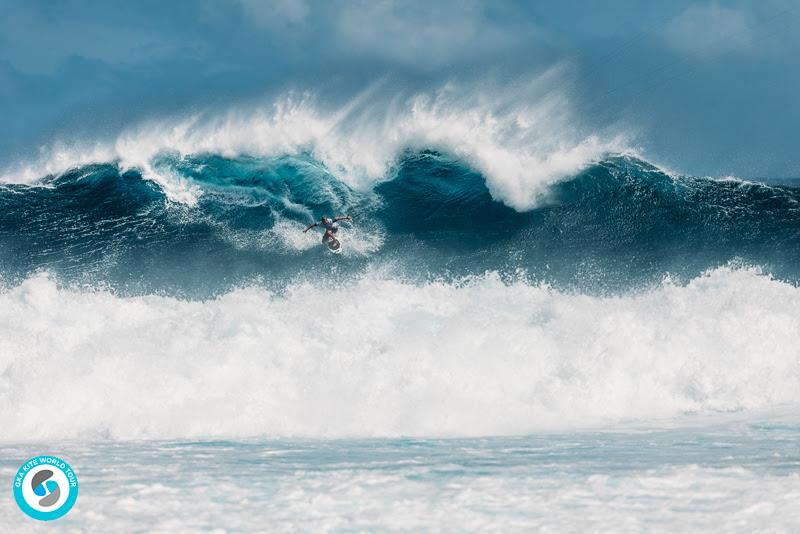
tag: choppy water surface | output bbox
[2,412,799,532]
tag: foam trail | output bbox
[0,73,628,210]
[1,266,798,441]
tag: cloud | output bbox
[0,2,206,74]
[333,0,536,68]
[236,0,309,26]
[664,2,754,58]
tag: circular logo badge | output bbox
[13,455,78,521]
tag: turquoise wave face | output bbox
[0,153,798,296]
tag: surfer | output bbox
[303,215,352,244]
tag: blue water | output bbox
[2,149,800,532]
[1,153,798,296]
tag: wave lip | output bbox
[1,266,798,441]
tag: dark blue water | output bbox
[0,153,798,297]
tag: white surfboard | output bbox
[325,235,342,254]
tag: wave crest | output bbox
[0,75,628,209]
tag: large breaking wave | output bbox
[0,152,798,296]
[0,85,799,440]
[1,77,624,210]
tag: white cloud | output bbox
[664,2,754,58]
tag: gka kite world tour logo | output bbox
[13,455,78,521]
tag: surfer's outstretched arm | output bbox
[303,223,317,233]
[333,215,353,222]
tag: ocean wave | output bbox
[1,266,798,441]
[0,77,628,209]
[0,153,798,295]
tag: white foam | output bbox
[0,73,628,210]
[202,214,384,255]
[0,266,798,441]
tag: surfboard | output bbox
[325,235,342,254]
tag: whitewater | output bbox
[1,87,799,532]
[1,266,799,441]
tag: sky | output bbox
[0,0,798,178]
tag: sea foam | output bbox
[1,266,797,441]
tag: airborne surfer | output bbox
[304,215,352,252]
